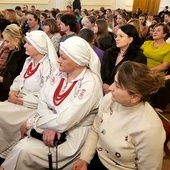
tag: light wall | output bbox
[0,0,168,13]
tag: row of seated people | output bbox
[0,30,167,170]
[0,7,169,170]
[1,7,170,114]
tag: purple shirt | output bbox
[93,45,104,63]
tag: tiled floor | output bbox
[162,154,170,170]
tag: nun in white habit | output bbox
[0,36,103,170]
[0,30,58,160]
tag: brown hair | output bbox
[95,19,108,47]
[44,18,59,34]
[4,9,19,24]
[127,18,141,36]
[117,61,165,102]
[153,23,169,40]
[86,15,96,24]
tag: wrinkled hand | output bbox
[102,83,111,94]
[8,90,23,105]
[20,120,28,139]
[72,159,88,170]
[42,130,61,147]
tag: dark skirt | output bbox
[88,152,108,170]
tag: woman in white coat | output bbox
[0,36,103,170]
[73,61,166,170]
[0,30,58,162]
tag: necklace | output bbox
[53,78,77,106]
[153,41,165,48]
[23,62,40,78]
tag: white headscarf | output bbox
[60,36,102,82]
[26,30,58,68]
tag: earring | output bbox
[15,45,20,52]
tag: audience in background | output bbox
[93,19,115,51]
[83,15,96,30]
[39,12,48,28]
[132,7,142,18]
[80,9,89,28]
[22,4,29,13]
[73,0,81,11]
[112,12,128,35]
[139,14,148,39]
[146,23,156,40]
[59,14,78,42]
[4,9,19,25]
[79,28,104,63]
[30,5,36,13]
[146,12,154,26]
[42,18,61,52]
[15,6,26,25]
[127,18,145,45]
[159,5,169,21]
[164,12,170,24]
[24,12,42,33]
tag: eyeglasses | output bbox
[114,34,128,39]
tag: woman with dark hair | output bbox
[112,12,128,35]
[22,12,42,35]
[139,14,148,38]
[39,12,48,28]
[73,61,165,170]
[101,24,147,94]
[146,23,156,40]
[59,14,79,42]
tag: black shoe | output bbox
[0,157,5,165]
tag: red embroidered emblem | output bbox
[78,89,86,99]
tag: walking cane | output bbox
[30,129,66,170]
[48,147,53,170]
[55,141,58,170]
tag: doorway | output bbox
[132,0,161,15]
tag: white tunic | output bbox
[80,93,166,170]
[1,68,103,170]
[0,56,56,158]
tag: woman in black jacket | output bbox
[101,24,147,94]
[0,24,27,101]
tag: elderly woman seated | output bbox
[0,30,57,164]
[0,36,103,170]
